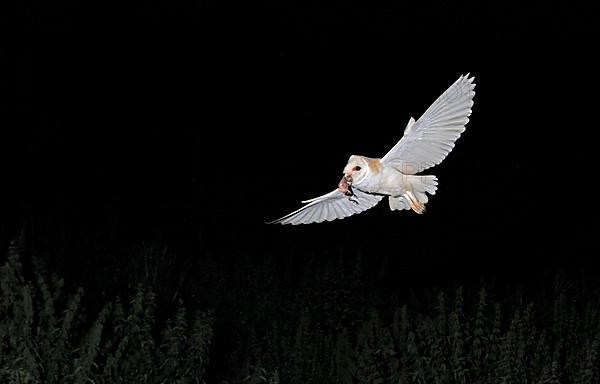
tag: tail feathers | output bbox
[388,175,438,214]
[410,175,438,194]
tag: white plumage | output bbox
[270,74,476,225]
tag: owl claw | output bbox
[344,184,356,203]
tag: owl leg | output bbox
[405,191,426,214]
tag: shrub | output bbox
[0,241,213,383]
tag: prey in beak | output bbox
[338,174,354,196]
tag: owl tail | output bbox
[388,175,438,214]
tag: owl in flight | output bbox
[270,74,476,225]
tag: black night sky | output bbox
[3,1,599,381]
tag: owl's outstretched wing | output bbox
[269,189,384,225]
[381,74,475,174]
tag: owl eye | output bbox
[354,166,361,171]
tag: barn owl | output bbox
[270,74,476,225]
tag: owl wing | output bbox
[381,74,476,174]
[269,188,384,225]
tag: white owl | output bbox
[270,74,476,225]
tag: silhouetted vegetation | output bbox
[2,238,600,383]
[0,241,213,383]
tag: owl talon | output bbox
[345,186,358,203]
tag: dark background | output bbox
[3,1,599,301]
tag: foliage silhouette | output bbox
[2,238,600,383]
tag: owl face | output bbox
[342,155,369,186]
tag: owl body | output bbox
[347,155,411,197]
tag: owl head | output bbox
[342,155,370,186]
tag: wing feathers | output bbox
[382,74,475,174]
[404,117,416,134]
[269,189,384,225]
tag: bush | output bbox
[236,258,600,384]
[0,241,213,383]
[3,238,600,383]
